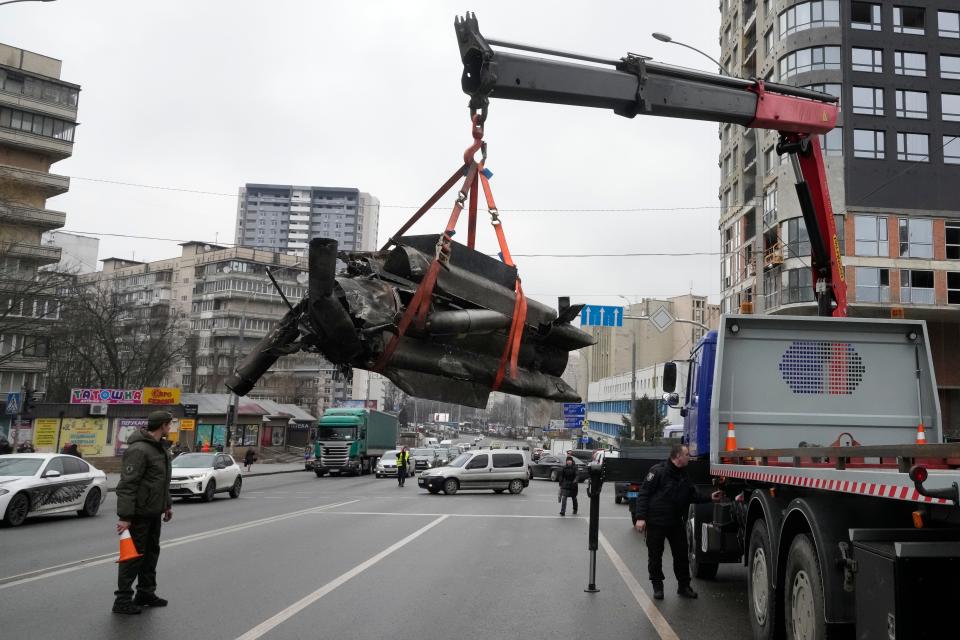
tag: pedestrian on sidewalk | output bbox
[396,447,410,486]
[201,441,211,453]
[633,443,722,601]
[112,410,174,615]
[244,447,257,472]
[558,456,579,516]
[16,440,35,453]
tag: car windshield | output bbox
[172,453,216,468]
[0,457,43,476]
[383,450,400,460]
[412,448,435,457]
[448,453,470,468]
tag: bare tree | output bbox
[45,281,185,401]
[0,249,68,370]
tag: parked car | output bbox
[0,453,108,527]
[528,454,588,482]
[418,450,529,495]
[169,453,242,502]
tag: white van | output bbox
[423,437,439,447]
[439,439,453,447]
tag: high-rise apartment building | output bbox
[0,43,80,408]
[718,0,960,433]
[235,184,380,255]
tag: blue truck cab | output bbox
[680,330,718,460]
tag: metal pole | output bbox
[631,335,637,442]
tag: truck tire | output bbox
[687,504,719,579]
[784,534,826,640]
[443,478,459,495]
[315,469,324,478]
[747,520,776,640]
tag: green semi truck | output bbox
[314,408,399,477]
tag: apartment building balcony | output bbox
[0,241,60,264]
[0,164,69,198]
[0,128,73,161]
[0,203,66,231]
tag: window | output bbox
[778,1,840,37]
[466,454,488,469]
[949,272,960,304]
[0,106,75,142]
[895,90,927,119]
[851,2,882,30]
[900,270,935,304]
[782,218,811,257]
[804,83,842,100]
[852,87,884,115]
[783,268,815,303]
[943,55,960,80]
[899,218,933,258]
[893,6,926,34]
[943,94,960,122]
[855,215,888,256]
[763,187,777,225]
[44,457,65,476]
[896,132,929,162]
[765,147,778,173]
[854,129,885,159]
[894,51,926,76]
[941,11,960,38]
[852,48,883,73]
[856,267,890,302]
[764,28,774,54]
[493,453,525,468]
[62,457,88,475]
[946,222,960,260]
[779,46,841,79]
[945,136,960,164]
[819,127,843,155]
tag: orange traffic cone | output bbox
[916,423,927,445]
[116,529,142,563]
[724,422,738,451]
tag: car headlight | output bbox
[189,474,207,480]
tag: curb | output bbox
[106,467,309,493]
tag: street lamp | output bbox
[0,0,56,6]
[652,32,729,76]
[618,295,638,442]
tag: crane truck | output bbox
[453,13,960,640]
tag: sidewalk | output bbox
[105,461,309,492]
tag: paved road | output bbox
[0,464,750,640]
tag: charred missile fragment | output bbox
[226,237,594,409]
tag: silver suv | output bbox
[417,450,529,495]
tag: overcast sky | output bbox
[3,0,724,310]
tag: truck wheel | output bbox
[784,535,826,640]
[747,520,776,640]
[314,469,324,478]
[687,504,719,579]
[507,479,524,494]
[443,478,459,495]
[615,495,623,504]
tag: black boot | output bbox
[652,581,664,600]
[112,601,142,615]
[677,584,699,599]
[134,593,168,607]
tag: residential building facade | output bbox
[235,183,380,255]
[585,362,688,444]
[718,0,960,434]
[0,43,79,411]
[41,230,99,274]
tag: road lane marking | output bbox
[599,531,681,640]
[235,515,449,640]
[307,511,626,520]
[0,499,359,590]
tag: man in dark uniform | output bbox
[634,443,721,600]
[112,410,174,615]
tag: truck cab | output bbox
[678,330,717,459]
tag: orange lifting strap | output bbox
[374,114,528,390]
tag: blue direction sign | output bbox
[562,402,586,417]
[579,305,624,327]
[564,416,584,428]
[5,392,21,415]
[579,437,590,444]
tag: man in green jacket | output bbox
[112,411,174,615]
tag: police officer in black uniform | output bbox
[634,443,721,600]
[112,410,174,615]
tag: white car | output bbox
[376,449,403,478]
[169,453,242,502]
[0,453,108,527]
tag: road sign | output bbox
[579,305,623,327]
[579,436,590,443]
[562,403,585,417]
[564,416,584,428]
[182,403,199,418]
[5,393,21,415]
[649,306,675,333]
